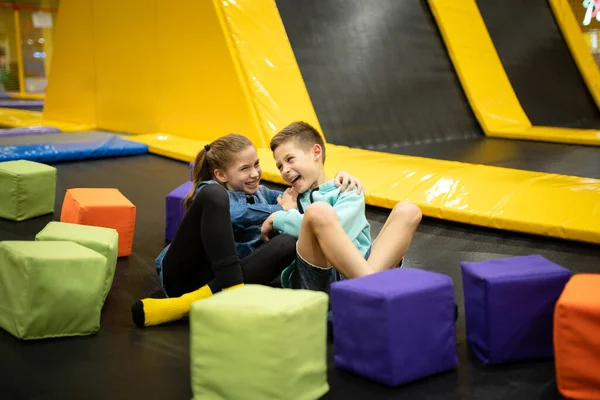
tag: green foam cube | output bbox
[0,160,57,221]
[35,221,119,302]
[190,285,329,400]
[0,241,107,340]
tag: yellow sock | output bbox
[132,285,213,327]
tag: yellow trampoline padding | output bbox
[0,108,94,132]
[428,0,600,146]
[126,134,205,162]
[127,133,600,245]
[549,0,600,111]
[491,126,600,146]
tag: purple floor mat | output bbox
[0,100,44,108]
[0,127,60,137]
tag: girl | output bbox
[132,133,362,327]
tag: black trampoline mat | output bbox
[477,0,600,129]
[276,0,600,179]
[276,0,482,149]
[1,155,599,399]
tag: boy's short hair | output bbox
[270,121,326,164]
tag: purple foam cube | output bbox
[331,268,457,387]
[165,181,193,241]
[461,255,571,365]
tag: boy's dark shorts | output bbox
[281,242,372,294]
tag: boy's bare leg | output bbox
[298,202,374,278]
[367,201,422,272]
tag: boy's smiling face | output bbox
[273,139,324,194]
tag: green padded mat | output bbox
[0,241,107,340]
[0,160,56,221]
[36,221,119,302]
[190,285,329,400]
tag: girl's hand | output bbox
[334,171,364,195]
[261,214,276,242]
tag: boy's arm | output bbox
[329,188,367,243]
[272,209,304,239]
[272,188,365,241]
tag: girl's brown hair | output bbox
[184,133,254,211]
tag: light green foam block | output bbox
[36,221,118,302]
[190,285,329,400]
[0,241,106,340]
[0,160,56,221]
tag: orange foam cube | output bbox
[554,274,600,400]
[60,188,136,257]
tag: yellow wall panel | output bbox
[92,0,157,134]
[42,0,322,145]
[154,0,263,145]
[43,0,97,127]
[43,0,322,146]
[219,0,323,142]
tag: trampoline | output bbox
[476,0,600,129]
[0,154,599,399]
[275,0,600,179]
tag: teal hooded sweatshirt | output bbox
[273,180,372,257]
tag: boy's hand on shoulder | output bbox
[334,171,364,195]
[277,188,298,210]
[260,213,276,242]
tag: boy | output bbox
[261,121,422,292]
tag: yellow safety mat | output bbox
[493,126,600,146]
[127,133,600,245]
[0,108,95,132]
